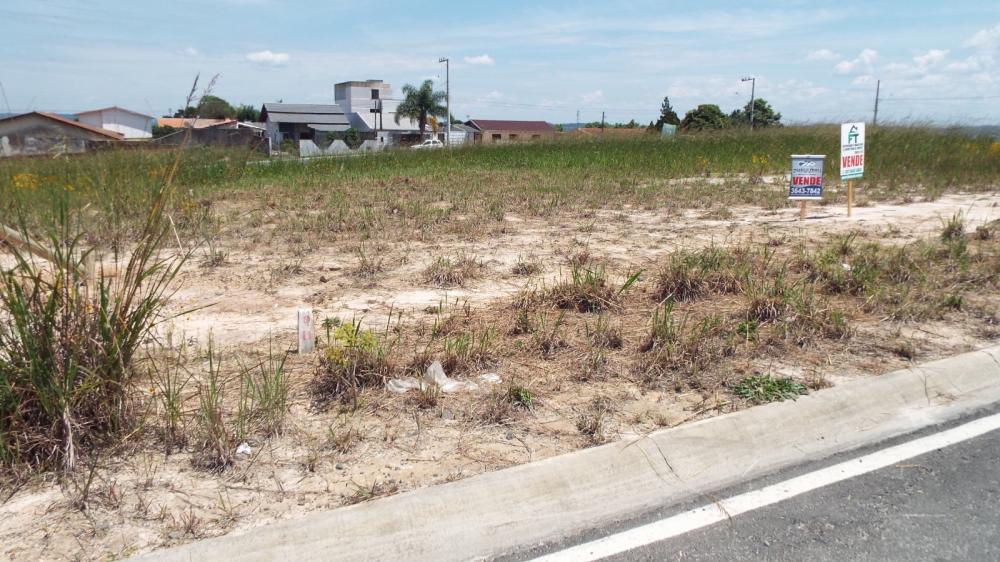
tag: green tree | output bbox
[151,124,179,138]
[680,104,728,131]
[235,104,261,122]
[172,106,197,118]
[730,98,782,128]
[196,95,235,119]
[655,96,680,131]
[395,79,447,135]
[343,127,363,149]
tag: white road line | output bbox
[530,411,1000,562]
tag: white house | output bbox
[334,80,422,145]
[76,106,155,139]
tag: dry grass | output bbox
[422,255,483,287]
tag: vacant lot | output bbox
[2,128,999,560]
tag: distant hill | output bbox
[0,112,79,121]
[957,125,1000,139]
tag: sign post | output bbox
[788,154,825,221]
[840,122,865,217]
[297,309,315,355]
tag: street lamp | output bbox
[741,76,755,129]
[439,57,450,145]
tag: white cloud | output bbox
[834,49,877,74]
[245,50,290,66]
[964,23,1000,51]
[463,54,495,66]
[806,49,839,61]
[774,79,829,100]
[914,49,949,69]
[580,90,603,104]
[180,47,199,56]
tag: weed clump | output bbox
[654,246,743,301]
[314,319,397,405]
[733,374,807,404]
[576,395,617,445]
[422,255,482,287]
[637,301,736,388]
[547,265,639,313]
[0,197,184,472]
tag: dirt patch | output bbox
[2,192,999,561]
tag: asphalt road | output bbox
[510,406,1000,562]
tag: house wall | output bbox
[478,130,555,143]
[335,81,420,134]
[0,114,109,157]
[436,130,474,145]
[78,109,153,139]
[298,138,384,157]
[265,122,314,153]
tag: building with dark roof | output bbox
[260,102,351,150]
[465,119,556,143]
[0,112,122,157]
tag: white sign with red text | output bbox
[789,155,826,200]
[840,122,865,180]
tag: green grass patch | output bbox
[733,374,807,404]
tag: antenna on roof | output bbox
[0,81,11,114]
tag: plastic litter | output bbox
[387,361,499,394]
[236,442,252,456]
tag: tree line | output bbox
[653,96,782,132]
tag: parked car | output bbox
[411,139,443,150]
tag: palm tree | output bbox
[395,79,447,135]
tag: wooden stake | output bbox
[799,201,807,221]
[847,180,854,217]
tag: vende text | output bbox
[791,176,822,186]
[841,154,864,167]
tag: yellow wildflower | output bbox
[12,172,39,190]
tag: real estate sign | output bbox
[788,155,825,200]
[840,122,865,180]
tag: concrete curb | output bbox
[133,345,1000,562]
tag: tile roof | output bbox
[0,112,124,140]
[156,117,233,129]
[466,119,555,133]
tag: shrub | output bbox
[0,192,185,472]
[314,319,397,406]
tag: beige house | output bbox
[465,119,556,143]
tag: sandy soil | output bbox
[2,190,999,561]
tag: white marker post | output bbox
[788,154,825,221]
[297,309,315,355]
[840,122,865,217]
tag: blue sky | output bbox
[3,0,999,124]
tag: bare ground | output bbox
[3,190,1000,561]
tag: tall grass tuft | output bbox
[0,186,185,472]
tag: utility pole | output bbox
[601,111,605,131]
[741,76,755,128]
[439,57,450,145]
[576,109,580,129]
[0,81,11,114]
[872,79,880,127]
